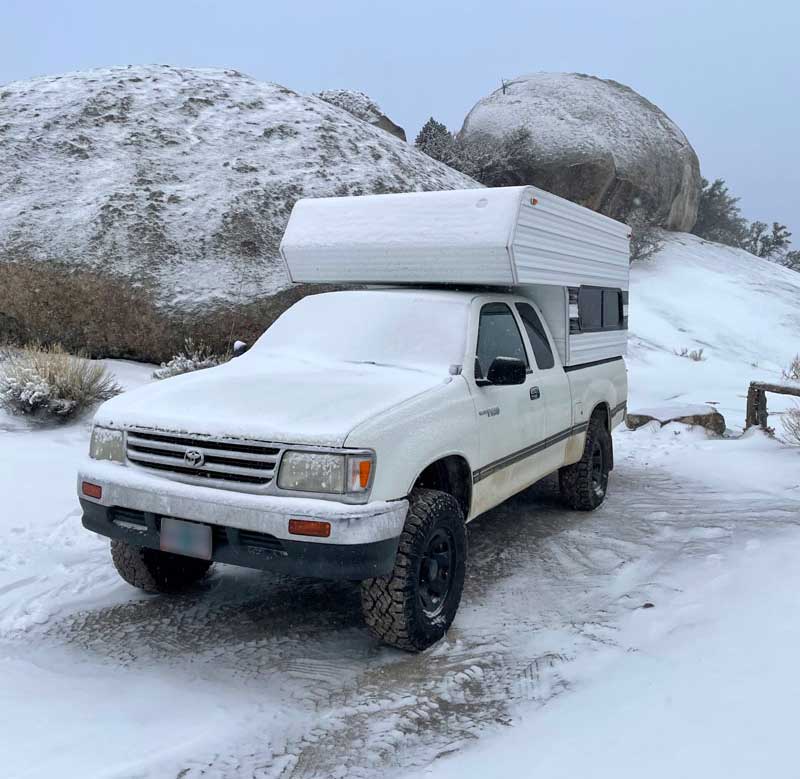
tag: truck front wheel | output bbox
[360,489,467,652]
[559,415,612,511]
[110,540,212,593]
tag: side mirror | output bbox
[484,356,526,386]
[232,340,249,358]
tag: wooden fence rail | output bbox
[745,381,800,429]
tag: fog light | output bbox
[82,481,103,499]
[288,519,331,538]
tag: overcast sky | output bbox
[3,0,797,245]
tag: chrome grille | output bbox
[126,430,281,487]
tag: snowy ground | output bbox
[1,234,799,777]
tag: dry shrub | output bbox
[782,405,800,445]
[0,259,337,364]
[674,347,706,362]
[0,343,121,420]
[0,260,179,362]
[154,338,230,380]
[782,355,800,382]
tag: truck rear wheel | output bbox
[360,488,466,652]
[559,415,612,511]
[110,539,212,593]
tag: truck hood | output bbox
[94,356,450,447]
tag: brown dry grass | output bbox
[0,260,334,364]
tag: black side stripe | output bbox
[611,401,627,417]
[563,356,624,373]
[472,421,589,484]
[472,401,628,484]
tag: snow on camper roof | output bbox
[279,186,631,289]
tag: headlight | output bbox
[89,426,125,463]
[277,451,373,496]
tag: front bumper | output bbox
[78,459,408,580]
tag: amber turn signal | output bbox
[288,519,331,538]
[82,481,103,499]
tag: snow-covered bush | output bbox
[674,347,705,361]
[315,89,385,125]
[0,344,121,420]
[781,355,800,382]
[153,339,230,380]
[782,405,800,445]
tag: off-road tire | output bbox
[110,540,212,593]
[559,415,612,511]
[360,488,467,652]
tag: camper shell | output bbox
[280,185,631,366]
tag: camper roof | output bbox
[279,185,630,290]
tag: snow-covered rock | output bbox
[626,404,726,435]
[461,73,701,231]
[0,65,474,310]
[315,88,406,141]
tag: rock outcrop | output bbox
[461,73,701,230]
[0,65,474,311]
[315,89,406,141]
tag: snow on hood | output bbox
[93,356,451,447]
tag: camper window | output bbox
[602,290,622,328]
[579,286,624,332]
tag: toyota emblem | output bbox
[184,448,205,468]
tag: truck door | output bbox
[470,301,549,514]
[515,301,573,472]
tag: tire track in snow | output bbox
[15,464,800,778]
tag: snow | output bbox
[417,529,800,779]
[627,231,800,433]
[251,290,470,371]
[2,234,800,777]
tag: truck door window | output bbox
[515,303,555,369]
[475,303,529,380]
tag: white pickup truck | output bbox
[79,187,629,651]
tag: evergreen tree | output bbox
[414,118,455,164]
[742,221,792,258]
[691,178,748,247]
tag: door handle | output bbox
[530,386,541,400]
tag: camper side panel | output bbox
[511,191,630,288]
[519,285,569,365]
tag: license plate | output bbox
[160,517,212,560]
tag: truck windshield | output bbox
[250,290,469,373]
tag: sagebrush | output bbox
[0,344,121,420]
[781,355,800,382]
[782,405,800,445]
[154,339,231,380]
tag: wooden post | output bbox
[745,381,800,429]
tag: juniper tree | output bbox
[691,178,748,247]
[742,221,792,259]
